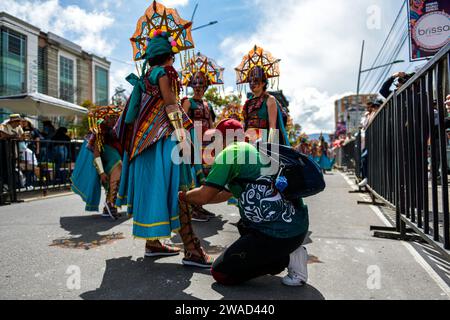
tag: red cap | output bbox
[215,119,244,136]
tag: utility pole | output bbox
[356,40,365,97]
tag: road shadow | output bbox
[51,215,131,250]
[172,215,228,255]
[80,256,209,300]
[80,257,325,301]
[211,278,326,300]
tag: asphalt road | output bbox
[0,172,449,300]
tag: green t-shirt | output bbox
[206,142,309,238]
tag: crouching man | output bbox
[178,119,310,286]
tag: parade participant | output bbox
[296,134,310,155]
[181,52,224,222]
[318,134,332,173]
[115,1,213,267]
[71,106,123,220]
[180,119,310,286]
[217,103,244,123]
[311,140,320,163]
[235,46,289,145]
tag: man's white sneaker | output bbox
[358,178,368,187]
[282,246,308,287]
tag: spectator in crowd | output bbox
[0,114,25,140]
[18,140,39,189]
[41,120,56,140]
[358,99,383,187]
[40,120,56,162]
[21,118,43,156]
[428,95,450,182]
[51,127,71,183]
[380,72,415,99]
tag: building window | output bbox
[0,28,27,96]
[38,46,47,94]
[95,66,108,105]
[59,56,75,103]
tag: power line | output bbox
[361,20,408,93]
[368,30,408,94]
[359,0,407,91]
[362,25,408,93]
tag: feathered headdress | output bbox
[235,45,281,92]
[181,52,224,89]
[130,0,194,62]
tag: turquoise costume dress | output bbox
[71,134,122,212]
[115,66,194,240]
[318,144,332,171]
[71,139,101,212]
[243,93,290,146]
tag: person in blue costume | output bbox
[114,29,213,268]
[71,107,123,220]
[317,134,332,174]
[235,46,290,146]
[181,72,217,222]
[242,66,290,146]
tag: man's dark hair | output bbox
[56,127,68,134]
[398,72,416,85]
[148,53,174,67]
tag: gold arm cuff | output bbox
[93,157,105,176]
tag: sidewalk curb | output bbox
[21,192,75,203]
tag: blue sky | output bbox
[1,0,427,133]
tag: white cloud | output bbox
[109,63,134,97]
[0,0,115,55]
[160,0,190,7]
[219,0,383,133]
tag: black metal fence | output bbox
[0,139,82,205]
[365,43,449,255]
[335,139,357,171]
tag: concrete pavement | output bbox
[0,172,449,300]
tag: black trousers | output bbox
[211,221,307,286]
[361,149,368,179]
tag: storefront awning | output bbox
[0,93,88,117]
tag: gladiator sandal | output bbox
[107,166,122,218]
[178,201,214,268]
[145,240,181,258]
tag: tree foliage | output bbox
[203,87,241,115]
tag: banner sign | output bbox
[408,0,450,61]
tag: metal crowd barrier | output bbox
[354,132,362,180]
[0,139,82,205]
[365,43,449,256]
[336,135,361,178]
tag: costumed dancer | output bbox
[318,134,332,173]
[311,140,320,163]
[71,106,123,220]
[217,103,244,123]
[115,1,213,267]
[181,52,224,222]
[235,45,289,146]
[296,133,310,155]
